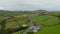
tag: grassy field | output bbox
[32,15,60,34]
[0,11,60,34]
[7,15,60,34]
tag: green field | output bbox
[32,15,60,34]
[0,11,60,34]
[12,15,60,34]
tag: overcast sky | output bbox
[0,0,60,11]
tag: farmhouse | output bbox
[32,25,40,32]
[22,24,28,27]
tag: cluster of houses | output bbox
[32,25,40,32]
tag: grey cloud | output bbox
[0,0,60,11]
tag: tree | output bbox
[0,16,29,34]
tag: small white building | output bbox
[22,24,28,27]
[33,29,38,32]
[32,25,40,32]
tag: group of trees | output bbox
[0,16,29,34]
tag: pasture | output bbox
[0,11,60,34]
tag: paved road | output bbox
[23,13,35,34]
